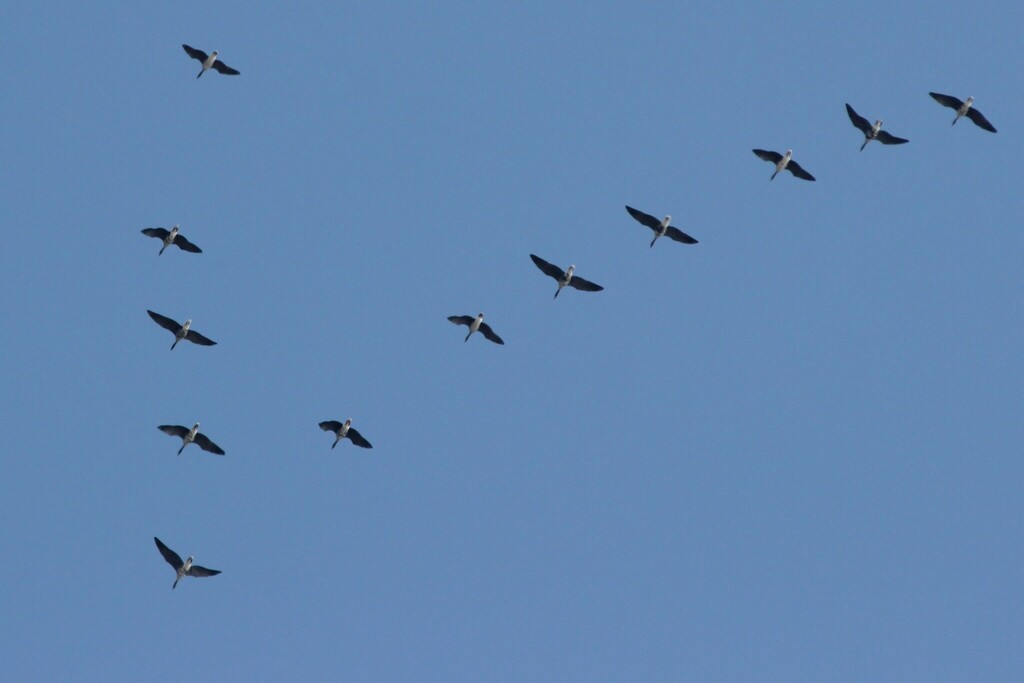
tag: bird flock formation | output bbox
[147,44,998,589]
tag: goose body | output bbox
[158,422,225,455]
[182,44,240,78]
[147,310,217,350]
[154,537,221,589]
[141,225,202,255]
[845,104,909,151]
[530,254,603,298]
[624,206,698,247]
[929,92,996,132]
[448,313,504,344]
[753,149,816,181]
[319,418,373,449]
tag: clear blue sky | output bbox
[1,2,1022,681]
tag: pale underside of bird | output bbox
[141,225,202,255]
[182,44,240,78]
[147,310,217,350]
[752,149,816,181]
[529,254,604,299]
[319,419,373,449]
[845,104,909,151]
[448,313,504,344]
[929,92,996,133]
[158,422,225,456]
[624,206,698,247]
[155,537,221,590]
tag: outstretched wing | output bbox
[154,537,184,570]
[172,234,202,253]
[182,44,209,63]
[185,329,217,346]
[187,565,221,578]
[141,227,171,240]
[529,254,565,281]
[158,425,191,439]
[193,433,225,455]
[346,427,373,449]
[148,310,182,333]
[319,420,343,433]
[478,322,504,345]
[448,315,474,327]
[212,60,240,76]
[786,160,816,181]
[875,130,909,145]
[752,149,783,164]
[966,107,997,133]
[845,103,872,136]
[929,92,963,110]
[625,205,661,231]
[665,226,698,244]
[567,276,603,292]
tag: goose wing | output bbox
[211,60,240,76]
[346,427,373,449]
[185,329,217,346]
[624,205,662,231]
[567,275,603,292]
[929,92,963,110]
[154,537,184,570]
[965,107,997,133]
[845,103,873,136]
[186,564,221,578]
[447,315,475,327]
[665,226,698,244]
[158,425,191,439]
[529,254,565,281]
[193,433,225,455]
[752,149,783,164]
[141,227,171,240]
[477,322,504,345]
[785,160,816,181]
[319,420,343,433]
[875,130,909,145]
[172,234,202,253]
[148,310,182,333]
[182,44,209,63]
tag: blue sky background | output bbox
[1,2,1022,680]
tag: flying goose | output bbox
[154,537,221,590]
[753,149,816,181]
[845,104,909,151]
[929,92,996,132]
[319,419,373,449]
[158,422,225,456]
[529,254,603,299]
[448,313,504,344]
[141,225,202,255]
[182,44,240,78]
[624,206,698,247]
[147,310,217,350]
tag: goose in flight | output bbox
[448,313,504,344]
[845,104,909,151]
[158,422,225,456]
[154,537,221,590]
[319,419,373,449]
[929,92,996,132]
[529,254,603,299]
[141,225,202,255]
[182,44,240,78]
[624,206,698,247]
[753,149,816,181]
[147,310,217,350]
